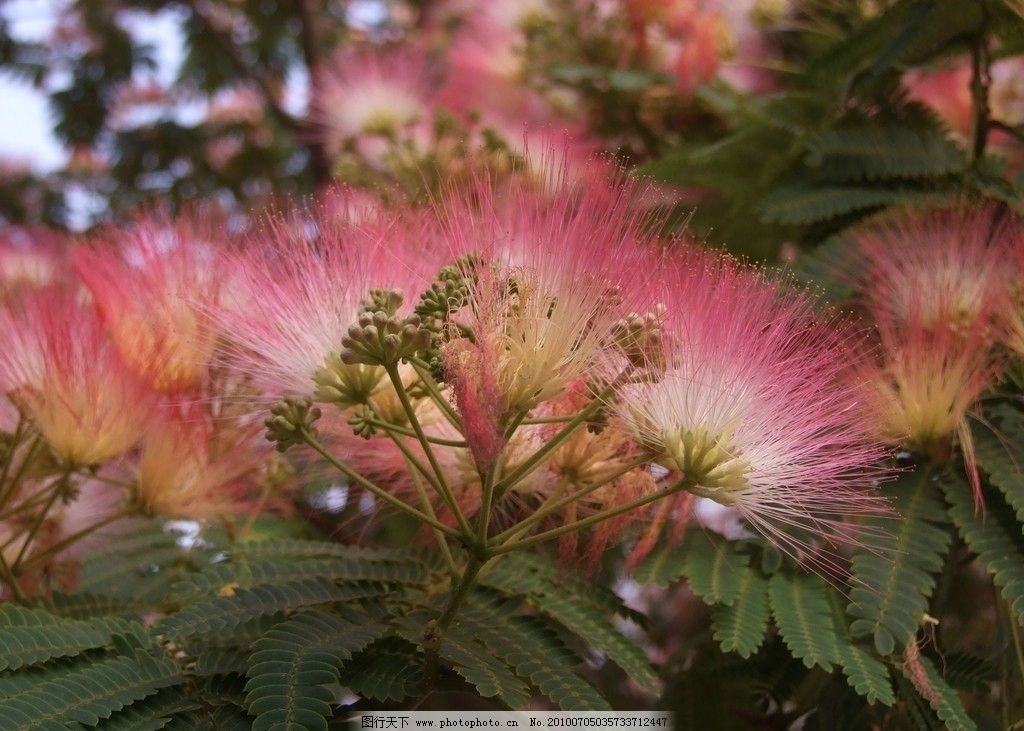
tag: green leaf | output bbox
[174,556,427,597]
[901,653,977,731]
[481,556,655,691]
[0,651,181,731]
[155,578,385,639]
[632,544,689,587]
[92,688,201,731]
[711,570,769,659]
[439,634,532,708]
[524,591,658,692]
[244,610,386,731]
[848,471,952,655]
[459,593,610,710]
[229,540,414,564]
[806,125,964,181]
[757,185,941,225]
[973,407,1024,524]
[0,606,146,671]
[940,471,1024,624]
[682,534,749,606]
[769,571,841,671]
[341,638,424,703]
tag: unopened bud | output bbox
[264,398,322,452]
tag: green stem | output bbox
[491,388,610,499]
[300,430,460,539]
[437,555,485,630]
[19,506,135,572]
[520,415,576,425]
[385,364,473,538]
[408,359,463,430]
[0,484,58,522]
[12,471,71,571]
[491,478,690,555]
[0,434,40,509]
[402,453,457,575]
[0,550,24,601]
[968,5,992,163]
[0,413,26,500]
[368,419,467,447]
[1007,599,1024,692]
[491,455,655,545]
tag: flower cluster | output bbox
[6,128,1023,599]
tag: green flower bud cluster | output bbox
[340,311,432,367]
[265,398,322,452]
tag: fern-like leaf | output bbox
[711,570,769,659]
[806,125,964,181]
[0,606,145,671]
[440,635,532,708]
[757,184,941,225]
[155,578,384,639]
[682,534,749,606]
[174,557,427,597]
[901,653,977,731]
[940,471,1024,623]
[848,470,952,656]
[459,593,610,710]
[769,571,841,671]
[244,610,386,731]
[92,687,200,731]
[341,638,424,703]
[0,651,181,730]
[632,545,689,588]
[973,407,1024,523]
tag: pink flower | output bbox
[0,289,153,466]
[211,193,438,402]
[72,213,225,393]
[312,47,435,159]
[616,249,889,561]
[849,206,1013,506]
[134,398,274,520]
[437,167,653,415]
[851,206,1011,338]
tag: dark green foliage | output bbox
[900,653,978,731]
[244,610,386,731]
[154,578,388,639]
[848,471,952,656]
[711,569,770,659]
[940,471,1024,624]
[458,593,610,710]
[0,605,145,671]
[0,650,181,731]
[341,638,425,703]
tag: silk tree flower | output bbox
[615,250,889,559]
[211,197,438,404]
[313,47,434,160]
[72,213,224,393]
[134,400,273,520]
[857,318,998,475]
[0,289,153,466]
[438,170,653,424]
[850,206,1012,337]
[0,228,64,293]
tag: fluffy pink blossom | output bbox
[436,167,653,417]
[73,213,225,393]
[616,249,889,563]
[851,206,1012,337]
[0,289,153,466]
[312,47,435,159]
[211,194,438,401]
